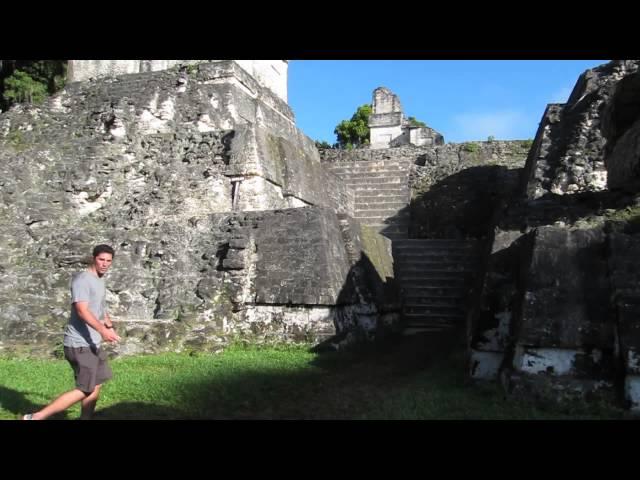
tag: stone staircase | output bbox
[392,239,482,334]
[323,157,483,335]
[324,159,411,240]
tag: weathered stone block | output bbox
[517,226,613,349]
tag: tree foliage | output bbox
[1,60,67,109]
[314,140,333,149]
[334,104,372,149]
[3,70,48,104]
[407,116,427,128]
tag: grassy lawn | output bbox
[0,333,631,420]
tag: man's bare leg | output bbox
[26,389,88,420]
[80,384,101,420]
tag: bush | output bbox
[314,140,332,149]
[3,70,48,105]
[462,142,480,153]
[520,139,534,149]
[334,104,372,148]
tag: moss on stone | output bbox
[360,226,394,280]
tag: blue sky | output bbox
[288,60,607,144]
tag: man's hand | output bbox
[75,302,121,343]
[100,325,121,343]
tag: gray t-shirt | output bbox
[63,271,107,348]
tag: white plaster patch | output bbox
[476,311,511,351]
[139,109,170,134]
[226,102,240,125]
[176,76,188,93]
[627,349,640,372]
[148,91,159,112]
[236,176,288,211]
[197,114,216,132]
[513,346,577,375]
[286,196,310,208]
[625,375,640,413]
[50,96,70,113]
[590,170,608,190]
[70,184,113,215]
[174,180,232,215]
[110,117,126,138]
[470,349,504,380]
[244,305,335,333]
[158,98,175,121]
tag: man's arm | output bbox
[104,311,113,329]
[75,302,120,343]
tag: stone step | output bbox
[392,245,479,254]
[400,285,469,298]
[339,176,409,183]
[354,202,408,210]
[401,325,456,335]
[403,318,460,326]
[328,161,410,168]
[352,185,409,192]
[332,170,410,178]
[394,254,478,263]
[393,239,480,247]
[394,250,479,259]
[368,223,408,231]
[395,264,477,273]
[326,160,412,170]
[354,208,409,217]
[344,178,405,185]
[355,217,409,225]
[403,296,466,306]
[395,265,477,274]
[400,279,469,290]
[355,193,410,202]
[402,301,465,315]
[403,310,466,321]
[397,285,471,296]
[397,271,470,280]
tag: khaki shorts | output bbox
[63,346,112,394]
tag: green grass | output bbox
[0,340,630,420]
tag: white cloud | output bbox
[451,110,530,141]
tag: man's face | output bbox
[93,253,113,276]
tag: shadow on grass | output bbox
[0,385,71,420]
[89,328,622,420]
[94,402,189,420]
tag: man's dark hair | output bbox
[92,244,115,258]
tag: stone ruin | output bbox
[67,60,289,103]
[0,60,397,358]
[3,59,640,413]
[468,60,640,412]
[368,87,444,149]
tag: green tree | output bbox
[407,116,427,127]
[1,60,67,109]
[334,104,372,149]
[314,140,332,149]
[3,70,48,104]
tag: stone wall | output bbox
[0,61,367,358]
[320,140,530,239]
[601,67,640,191]
[67,60,289,103]
[468,60,640,412]
[522,60,640,199]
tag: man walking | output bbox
[23,244,121,420]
